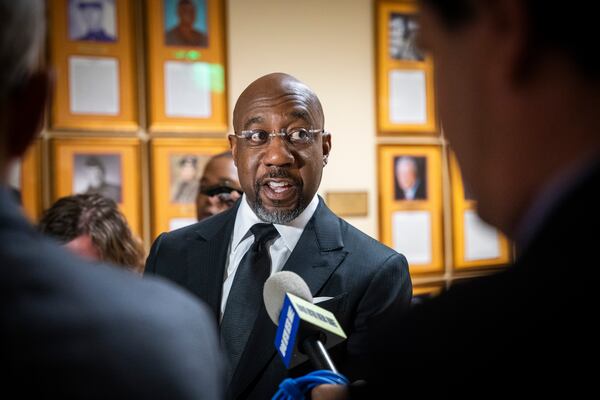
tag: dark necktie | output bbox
[220,223,280,380]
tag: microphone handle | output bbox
[300,337,339,374]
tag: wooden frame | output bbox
[146,0,228,133]
[378,145,444,275]
[150,137,229,238]
[49,0,139,131]
[51,137,142,236]
[449,152,512,270]
[376,0,437,135]
[20,139,43,222]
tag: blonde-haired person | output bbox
[39,193,144,273]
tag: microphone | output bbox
[263,271,347,373]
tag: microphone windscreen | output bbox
[263,271,313,325]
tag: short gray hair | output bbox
[0,0,45,100]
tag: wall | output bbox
[227,0,378,237]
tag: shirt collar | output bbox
[232,194,319,252]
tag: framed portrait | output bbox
[449,152,512,270]
[150,138,229,239]
[146,0,228,133]
[49,0,139,131]
[51,138,142,236]
[378,145,444,275]
[20,139,43,223]
[376,0,437,135]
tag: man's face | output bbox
[196,156,241,221]
[178,3,196,27]
[397,160,417,191]
[179,161,197,182]
[85,165,104,188]
[230,77,331,224]
[80,3,104,31]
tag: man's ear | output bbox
[6,71,51,159]
[322,133,331,166]
[228,134,239,167]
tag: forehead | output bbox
[234,78,322,130]
[237,94,317,129]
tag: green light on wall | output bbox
[173,50,202,60]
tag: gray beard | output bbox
[250,189,307,224]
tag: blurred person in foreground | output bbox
[0,1,224,397]
[313,0,600,398]
[195,151,242,221]
[39,193,145,273]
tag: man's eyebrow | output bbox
[243,116,264,130]
[289,109,310,124]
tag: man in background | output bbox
[82,155,122,202]
[394,156,426,200]
[171,155,200,203]
[0,1,224,397]
[165,0,208,47]
[73,0,115,42]
[196,151,242,221]
[314,0,600,398]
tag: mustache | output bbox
[256,168,302,186]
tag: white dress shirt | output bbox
[220,194,319,319]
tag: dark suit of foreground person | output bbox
[146,73,412,399]
[0,1,224,398]
[313,0,600,399]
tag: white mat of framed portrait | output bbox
[146,0,228,133]
[378,145,444,275]
[449,152,512,270]
[376,0,437,135]
[49,0,139,131]
[150,138,229,239]
[51,138,142,236]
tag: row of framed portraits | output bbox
[23,137,229,240]
[49,0,227,133]
[378,145,512,273]
[376,0,437,135]
[21,139,511,275]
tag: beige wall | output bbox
[227,0,378,237]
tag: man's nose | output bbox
[262,135,295,168]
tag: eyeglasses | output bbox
[200,185,242,197]
[231,128,328,148]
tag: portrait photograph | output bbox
[169,153,210,204]
[393,155,427,201]
[73,153,123,203]
[164,0,208,47]
[388,12,423,62]
[68,0,117,42]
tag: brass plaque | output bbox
[325,192,368,217]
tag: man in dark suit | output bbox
[145,73,412,399]
[0,2,224,398]
[313,0,600,398]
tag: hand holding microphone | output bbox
[263,271,349,399]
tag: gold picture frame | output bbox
[150,137,230,239]
[376,0,437,135]
[20,139,43,222]
[51,137,142,236]
[449,152,512,270]
[378,145,444,275]
[49,0,139,131]
[146,0,228,133]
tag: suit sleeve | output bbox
[344,252,412,375]
[144,232,166,275]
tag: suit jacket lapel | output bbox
[185,202,239,320]
[230,198,348,398]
